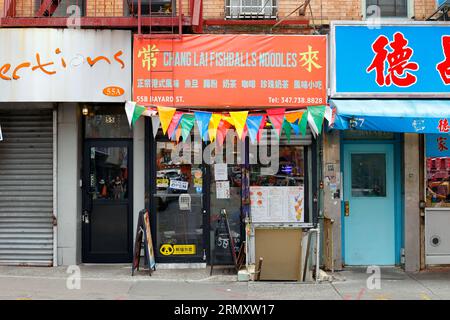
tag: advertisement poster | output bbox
[214,163,228,181]
[133,34,326,107]
[250,186,304,223]
[216,181,231,199]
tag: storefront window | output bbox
[351,153,386,197]
[250,145,305,187]
[84,105,132,138]
[210,140,243,264]
[153,130,204,260]
[426,157,450,207]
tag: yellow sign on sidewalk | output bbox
[160,244,196,256]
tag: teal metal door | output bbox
[343,144,396,265]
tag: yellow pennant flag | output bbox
[157,106,176,135]
[285,111,304,123]
[229,111,248,140]
[208,114,222,142]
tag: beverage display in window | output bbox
[426,157,450,207]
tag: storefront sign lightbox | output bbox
[0,29,131,102]
[331,22,450,97]
[133,34,327,107]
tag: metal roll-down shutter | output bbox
[0,108,55,266]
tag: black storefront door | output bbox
[82,140,133,263]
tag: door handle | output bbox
[82,210,90,224]
[344,201,350,217]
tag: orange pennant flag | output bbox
[157,106,176,135]
[285,111,304,123]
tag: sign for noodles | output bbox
[133,34,327,107]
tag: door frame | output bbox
[146,123,210,263]
[81,138,134,263]
[340,132,404,266]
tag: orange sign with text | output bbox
[133,34,327,108]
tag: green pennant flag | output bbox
[298,110,309,136]
[307,106,326,136]
[125,101,146,127]
[180,114,195,141]
[282,119,292,143]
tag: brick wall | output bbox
[414,0,438,20]
[4,0,439,20]
[203,0,439,22]
[86,0,123,17]
[15,0,34,17]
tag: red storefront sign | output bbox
[133,34,327,108]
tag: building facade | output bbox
[0,0,447,274]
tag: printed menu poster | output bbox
[250,186,304,223]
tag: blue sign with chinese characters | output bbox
[332,23,450,97]
[427,134,450,157]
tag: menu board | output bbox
[250,186,304,223]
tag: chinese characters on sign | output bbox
[426,134,450,157]
[366,32,419,87]
[333,25,450,96]
[133,34,327,107]
[437,36,450,85]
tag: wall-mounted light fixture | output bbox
[82,105,89,116]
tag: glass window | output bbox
[85,105,132,139]
[154,129,204,259]
[250,145,305,187]
[426,157,450,207]
[351,153,386,197]
[89,147,129,200]
[366,0,408,17]
[210,139,243,264]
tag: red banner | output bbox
[133,34,327,108]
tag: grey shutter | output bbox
[0,108,54,266]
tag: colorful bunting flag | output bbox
[124,102,326,144]
[282,119,292,143]
[290,120,301,136]
[194,111,212,141]
[266,109,285,137]
[180,114,195,141]
[229,111,248,140]
[167,112,183,140]
[299,110,309,136]
[208,113,222,142]
[307,106,326,137]
[246,115,263,144]
[157,106,176,135]
[257,115,267,143]
[285,111,303,124]
[125,101,147,126]
[151,116,160,138]
[175,126,182,142]
[216,120,232,147]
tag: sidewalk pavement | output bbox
[0,265,449,300]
